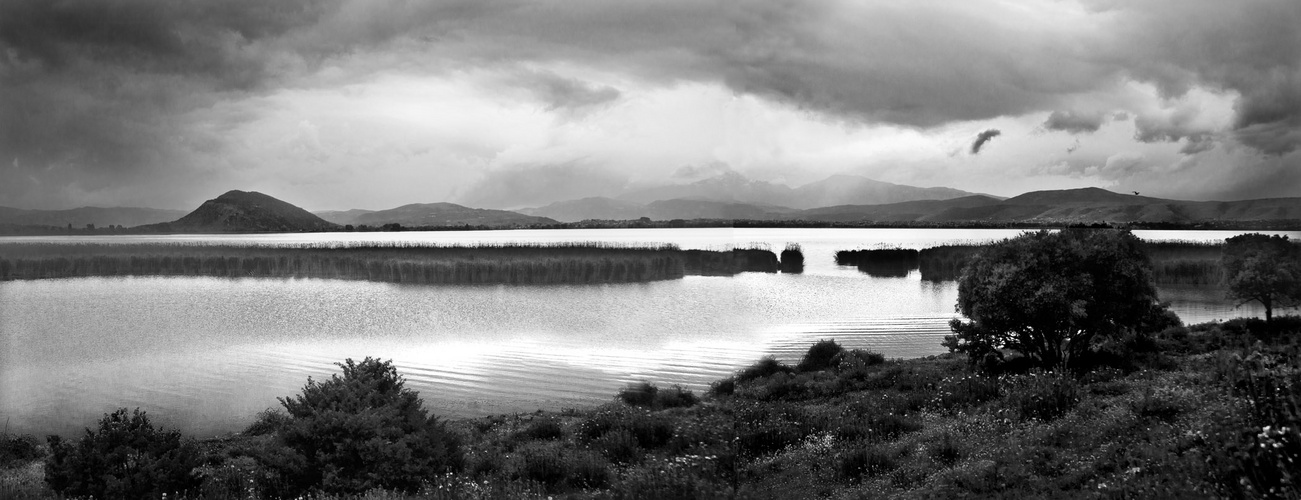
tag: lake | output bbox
[2,228,1296,436]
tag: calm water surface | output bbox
[2,228,1295,436]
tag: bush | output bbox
[578,408,675,450]
[1003,372,1080,421]
[736,357,794,383]
[0,433,43,467]
[655,384,700,409]
[797,339,845,372]
[44,408,203,499]
[619,381,659,407]
[519,418,565,441]
[708,377,736,397]
[270,357,463,496]
[243,408,291,436]
[834,348,886,373]
[619,382,700,410]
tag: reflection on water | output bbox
[2,228,1293,437]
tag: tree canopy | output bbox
[1222,233,1301,323]
[944,230,1173,370]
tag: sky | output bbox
[1,0,1299,211]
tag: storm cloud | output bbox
[971,129,1002,154]
[1044,110,1105,134]
[1,0,1299,209]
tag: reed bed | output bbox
[779,243,804,274]
[836,249,919,277]
[0,243,778,285]
[835,241,1228,284]
[918,245,985,282]
[1145,241,1226,285]
[681,248,779,275]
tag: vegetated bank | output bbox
[0,243,783,285]
[841,241,1234,284]
[4,321,1297,499]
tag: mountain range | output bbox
[316,203,555,227]
[4,173,1301,234]
[615,172,978,209]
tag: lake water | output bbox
[2,228,1296,436]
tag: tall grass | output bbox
[837,249,919,277]
[918,245,984,282]
[0,243,779,285]
[681,248,779,275]
[779,243,804,274]
[1145,241,1225,285]
[838,241,1228,284]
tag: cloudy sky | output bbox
[2,0,1298,210]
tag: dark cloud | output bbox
[0,0,342,208]
[455,161,630,209]
[1091,0,1301,154]
[3,0,1300,208]
[970,129,1001,154]
[1044,110,1105,134]
[515,71,621,111]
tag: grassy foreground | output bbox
[3,318,1299,499]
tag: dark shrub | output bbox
[709,377,736,396]
[0,433,43,467]
[1130,388,1187,423]
[520,418,565,441]
[579,408,675,450]
[838,447,898,482]
[932,374,1001,410]
[45,408,203,499]
[618,382,699,410]
[1004,371,1080,421]
[655,384,700,409]
[619,381,659,407]
[243,408,291,436]
[594,429,642,465]
[272,357,463,496]
[736,356,794,383]
[834,348,886,373]
[798,339,845,372]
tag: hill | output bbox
[339,203,557,228]
[645,199,797,221]
[617,172,982,210]
[520,197,649,223]
[0,206,186,228]
[155,191,338,233]
[313,209,376,226]
[793,195,1004,222]
[791,174,985,209]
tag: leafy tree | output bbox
[271,357,462,495]
[1222,233,1301,323]
[45,408,203,499]
[944,230,1173,371]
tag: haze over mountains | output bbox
[317,203,555,227]
[4,172,1301,233]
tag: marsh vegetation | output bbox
[0,243,786,285]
